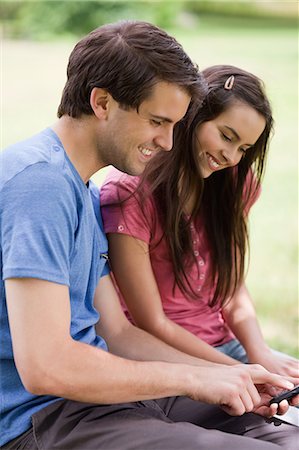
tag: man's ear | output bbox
[90,87,111,119]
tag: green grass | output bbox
[1,22,298,357]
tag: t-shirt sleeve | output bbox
[1,163,76,285]
[100,172,154,245]
[243,170,262,216]
[89,181,110,277]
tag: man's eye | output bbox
[151,119,162,126]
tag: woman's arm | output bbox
[107,232,238,366]
[222,283,298,377]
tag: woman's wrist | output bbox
[246,345,272,362]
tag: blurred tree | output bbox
[0,0,184,39]
[0,0,296,39]
[186,0,297,26]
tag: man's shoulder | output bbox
[1,128,68,189]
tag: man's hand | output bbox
[186,363,294,417]
[253,384,299,417]
[254,387,291,417]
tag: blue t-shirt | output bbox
[0,128,109,446]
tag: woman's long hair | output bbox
[138,65,274,307]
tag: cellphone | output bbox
[269,386,299,405]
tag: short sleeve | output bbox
[1,163,76,285]
[100,169,154,244]
[243,170,261,215]
[89,181,110,278]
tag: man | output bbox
[1,20,298,449]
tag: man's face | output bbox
[99,81,191,176]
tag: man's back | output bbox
[0,128,109,445]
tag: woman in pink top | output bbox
[100,65,298,377]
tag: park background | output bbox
[1,0,298,357]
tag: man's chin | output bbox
[114,163,145,177]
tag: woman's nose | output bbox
[221,147,241,166]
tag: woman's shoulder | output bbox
[100,167,141,203]
[243,169,261,212]
[100,167,155,210]
[103,167,141,188]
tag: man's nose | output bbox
[155,128,173,152]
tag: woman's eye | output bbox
[221,132,231,142]
[240,147,247,154]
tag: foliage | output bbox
[0,0,185,39]
[0,0,297,39]
[186,1,297,28]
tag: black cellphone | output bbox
[269,386,299,405]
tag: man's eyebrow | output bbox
[150,114,173,123]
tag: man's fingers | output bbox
[244,382,261,410]
[276,399,289,415]
[287,376,299,386]
[289,394,299,407]
[254,371,294,390]
[239,389,255,412]
[221,396,246,416]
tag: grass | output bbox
[1,20,298,357]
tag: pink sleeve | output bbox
[243,170,261,215]
[100,168,154,244]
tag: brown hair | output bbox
[58,20,205,118]
[139,65,273,306]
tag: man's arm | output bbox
[5,277,295,417]
[5,277,193,403]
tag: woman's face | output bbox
[196,101,266,178]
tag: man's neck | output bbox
[52,116,106,184]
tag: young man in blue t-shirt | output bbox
[1,20,298,450]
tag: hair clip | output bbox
[224,75,235,90]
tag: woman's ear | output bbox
[90,87,110,119]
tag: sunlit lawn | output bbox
[2,21,298,356]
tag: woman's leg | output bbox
[215,338,248,362]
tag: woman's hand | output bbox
[249,350,299,378]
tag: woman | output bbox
[100,65,298,377]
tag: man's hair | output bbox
[57,20,204,118]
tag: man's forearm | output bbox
[26,336,297,419]
[30,337,193,404]
[6,277,296,417]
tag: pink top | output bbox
[100,168,259,347]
